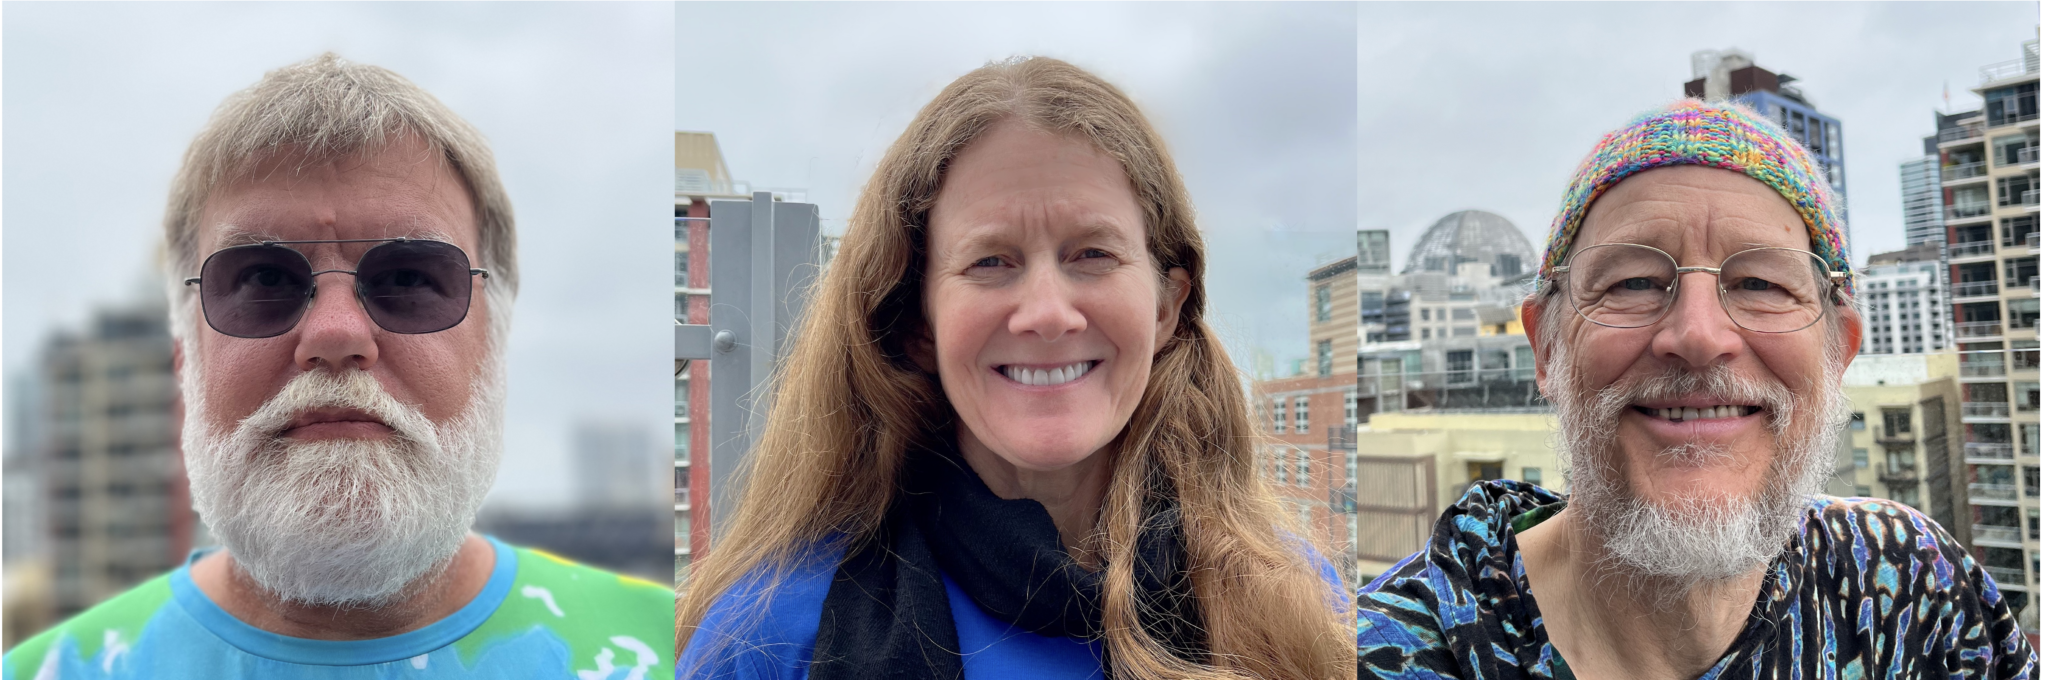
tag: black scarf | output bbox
[812,443,1206,679]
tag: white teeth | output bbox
[1006,361,1093,387]
[1650,405,1750,421]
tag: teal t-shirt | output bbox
[3,536,674,679]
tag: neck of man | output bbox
[189,533,495,640]
[1518,506,1765,680]
[957,431,1114,561]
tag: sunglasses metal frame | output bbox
[183,237,491,338]
[1547,244,1849,334]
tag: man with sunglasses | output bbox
[1358,100,2036,679]
[3,55,671,679]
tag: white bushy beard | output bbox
[182,359,504,608]
[1545,335,1847,591]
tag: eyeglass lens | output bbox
[195,241,477,338]
[1564,244,1830,333]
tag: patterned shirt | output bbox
[1357,481,2037,679]
[4,537,675,679]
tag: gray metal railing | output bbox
[1970,482,2019,501]
[1955,281,2000,298]
[1950,241,1996,258]
[1965,442,2015,460]
[1957,321,2004,338]
[1944,162,1987,182]
[1963,402,2012,419]
[1940,126,1985,144]
[1985,566,2027,586]
[1974,525,2023,544]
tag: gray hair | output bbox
[162,53,517,341]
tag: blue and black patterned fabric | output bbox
[1357,481,2038,679]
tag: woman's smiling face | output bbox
[923,119,1189,474]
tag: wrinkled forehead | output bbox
[1566,166,1810,265]
[193,141,480,262]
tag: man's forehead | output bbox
[1570,167,1808,255]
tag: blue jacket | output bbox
[680,541,1345,679]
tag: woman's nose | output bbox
[1007,264,1087,342]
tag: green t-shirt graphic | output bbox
[4,536,673,679]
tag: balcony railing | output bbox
[1944,162,1988,182]
[1961,361,2007,377]
[1974,525,2024,544]
[1948,202,1992,220]
[1940,125,1986,144]
[1970,482,2019,501]
[1965,442,2015,460]
[1982,57,2036,83]
[1963,402,2012,419]
[2019,146,2040,165]
[1985,566,2028,587]
[1950,241,1996,258]
[1957,321,2005,338]
[2021,189,2040,206]
[1954,281,2001,298]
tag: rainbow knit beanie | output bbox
[1538,98,1852,296]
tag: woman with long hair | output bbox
[676,56,1352,680]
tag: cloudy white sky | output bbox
[1361,2,2039,269]
[2,2,674,511]
[676,2,1358,371]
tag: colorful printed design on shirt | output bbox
[1357,481,2038,680]
[3,538,675,679]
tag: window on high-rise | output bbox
[1317,340,1333,377]
[1315,285,1331,323]
[1272,398,1286,434]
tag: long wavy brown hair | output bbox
[675,56,1351,679]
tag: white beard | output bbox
[183,363,504,607]
[1546,353,1847,590]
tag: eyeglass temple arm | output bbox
[183,268,490,285]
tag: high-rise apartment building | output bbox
[1860,243,1952,355]
[1686,49,1849,223]
[1932,38,2040,631]
[1904,155,1949,248]
[31,297,191,620]
[1252,254,1360,571]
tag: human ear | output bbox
[1154,267,1192,353]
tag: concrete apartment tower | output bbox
[31,298,191,621]
[1859,243,1952,355]
[1929,36,2040,627]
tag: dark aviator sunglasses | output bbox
[184,238,489,339]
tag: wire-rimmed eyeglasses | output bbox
[183,238,489,339]
[1547,243,1848,334]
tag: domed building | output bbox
[1401,210,1537,280]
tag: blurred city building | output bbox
[1839,354,1970,544]
[3,294,191,647]
[1924,37,2040,631]
[473,419,675,583]
[1354,411,1559,580]
[1685,48,1849,221]
[1859,243,1952,355]
[1252,254,1359,574]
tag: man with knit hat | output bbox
[1357,99,2036,679]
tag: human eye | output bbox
[969,255,1004,269]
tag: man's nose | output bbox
[1649,271,1743,369]
[1008,265,1087,342]
[292,274,380,371]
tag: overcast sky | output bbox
[1361,2,2039,271]
[676,2,1358,371]
[2,2,674,511]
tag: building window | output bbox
[1272,398,1286,434]
[1294,396,1311,435]
[1315,285,1331,323]
[1296,448,1312,487]
[1850,412,1866,430]
[1882,408,1912,438]
[1853,448,1868,469]
[1273,446,1290,485]
[1344,389,1358,428]
[1317,340,1333,378]
[1522,467,1542,485]
[1446,350,1475,385]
